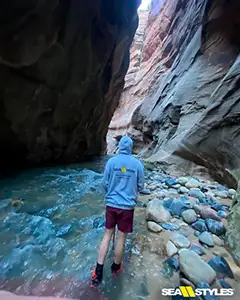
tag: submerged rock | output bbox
[93,216,105,229]
[179,249,216,285]
[208,256,234,279]
[56,224,72,237]
[170,233,190,248]
[205,219,226,236]
[146,199,171,223]
[198,231,214,247]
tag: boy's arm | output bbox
[102,160,111,193]
[137,162,145,193]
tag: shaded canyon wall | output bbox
[108,0,240,189]
[0,0,140,169]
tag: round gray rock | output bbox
[146,198,171,223]
[170,232,190,248]
[199,231,214,247]
[147,221,163,233]
[181,209,197,224]
[166,240,178,256]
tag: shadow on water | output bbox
[0,156,146,300]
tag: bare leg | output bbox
[97,228,114,265]
[114,230,127,265]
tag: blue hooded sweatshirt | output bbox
[102,136,145,210]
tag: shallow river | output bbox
[0,157,154,300]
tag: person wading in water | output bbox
[91,135,145,287]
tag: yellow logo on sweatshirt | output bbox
[121,167,127,173]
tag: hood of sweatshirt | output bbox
[118,136,133,155]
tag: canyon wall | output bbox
[0,0,140,169]
[108,0,240,188]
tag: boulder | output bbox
[169,198,191,216]
[179,249,216,285]
[193,204,221,221]
[170,233,190,248]
[205,219,226,236]
[146,199,171,223]
[181,209,197,224]
[192,219,208,232]
[198,231,214,247]
[207,256,234,279]
[186,179,200,189]
[147,221,163,233]
[188,188,205,200]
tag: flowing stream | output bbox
[0,157,154,300]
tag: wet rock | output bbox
[208,256,234,279]
[189,244,204,256]
[205,219,226,236]
[217,210,228,218]
[178,177,189,186]
[189,188,205,200]
[93,216,105,228]
[165,178,178,187]
[198,231,214,247]
[170,233,190,248]
[147,221,163,233]
[45,238,67,259]
[163,257,179,272]
[179,249,216,285]
[215,191,229,198]
[193,205,221,221]
[192,219,208,232]
[161,223,180,231]
[181,209,197,224]
[166,240,178,256]
[196,282,218,300]
[185,179,200,189]
[218,279,232,288]
[56,224,72,237]
[212,235,224,246]
[228,189,236,196]
[179,186,189,194]
[146,199,171,223]
[169,199,191,217]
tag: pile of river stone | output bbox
[142,169,236,300]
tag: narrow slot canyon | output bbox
[0,1,240,299]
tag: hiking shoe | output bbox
[111,263,123,277]
[91,267,103,287]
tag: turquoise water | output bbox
[0,157,145,299]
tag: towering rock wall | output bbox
[108,0,240,187]
[0,0,139,169]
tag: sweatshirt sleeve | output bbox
[102,160,111,193]
[137,161,145,192]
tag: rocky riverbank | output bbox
[131,167,240,300]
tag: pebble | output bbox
[179,186,189,194]
[170,233,191,248]
[208,256,234,279]
[189,188,205,200]
[146,198,171,223]
[178,177,188,185]
[147,221,163,233]
[198,231,214,247]
[205,218,226,236]
[166,240,178,256]
[185,178,200,189]
[161,223,180,231]
[215,191,229,198]
[192,219,208,232]
[181,209,197,224]
[196,282,218,300]
[179,249,216,285]
[189,244,205,256]
[212,234,224,246]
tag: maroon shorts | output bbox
[105,206,134,233]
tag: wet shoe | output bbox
[111,263,123,277]
[91,267,103,287]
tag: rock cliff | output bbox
[0,0,139,168]
[108,0,240,188]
